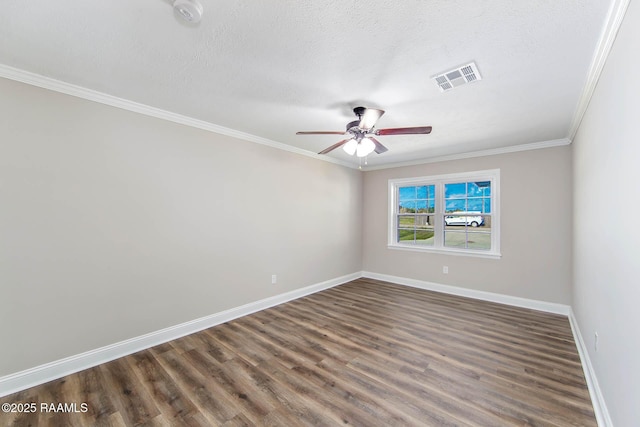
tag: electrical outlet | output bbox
[271,274,277,284]
[443,266,449,274]
[594,332,599,352]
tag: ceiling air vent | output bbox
[432,62,482,92]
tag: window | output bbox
[388,170,500,258]
[397,185,435,246]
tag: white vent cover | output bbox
[432,62,482,92]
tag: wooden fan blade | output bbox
[318,139,352,155]
[359,108,385,130]
[369,137,388,154]
[296,131,346,135]
[377,126,432,136]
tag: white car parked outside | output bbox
[444,212,484,227]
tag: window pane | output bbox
[414,215,432,229]
[468,181,491,196]
[467,182,483,197]
[398,215,416,227]
[398,215,434,246]
[445,199,466,213]
[446,181,491,214]
[416,186,427,199]
[444,214,492,250]
[467,198,483,212]
[445,183,466,198]
[444,231,491,249]
[467,232,491,250]
[477,181,491,196]
[416,200,435,213]
[415,229,435,245]
[399,185,434,214]
[398,229,415,242]
[399,186,416,202]
[399,201,416,213]
[417,199,435,213]
[483,198,491,214]
[444,231,467,248]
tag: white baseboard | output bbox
[2,270,609,427]
[362,271,570,315]
[568,309,612,427]
[0,272,360,398]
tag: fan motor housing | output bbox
[346,120,360,132]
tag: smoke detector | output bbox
[432,62,482,92]
[173,0,204,23]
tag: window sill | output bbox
[387,244,502,259]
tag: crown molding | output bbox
[0,64,358,169]
[4,33,616,175]
[568,0,631,139]
[361,138,571,171]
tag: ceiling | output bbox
[0,0,616,168]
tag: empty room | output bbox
[1,1,638,426]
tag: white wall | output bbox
[572,1,640,424]
[362,146,573,304]
[0,77,363,377]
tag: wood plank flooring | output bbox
[0,278,596,426]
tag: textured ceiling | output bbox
[0,0,614,167]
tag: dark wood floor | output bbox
[1,278,596,426]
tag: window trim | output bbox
[388,169,501,259]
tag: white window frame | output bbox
[388,169,501,259]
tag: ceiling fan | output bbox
[296,107,432,157]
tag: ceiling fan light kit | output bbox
[343,139,358,156]
[355,138,375,157]
[296,106,432,159]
